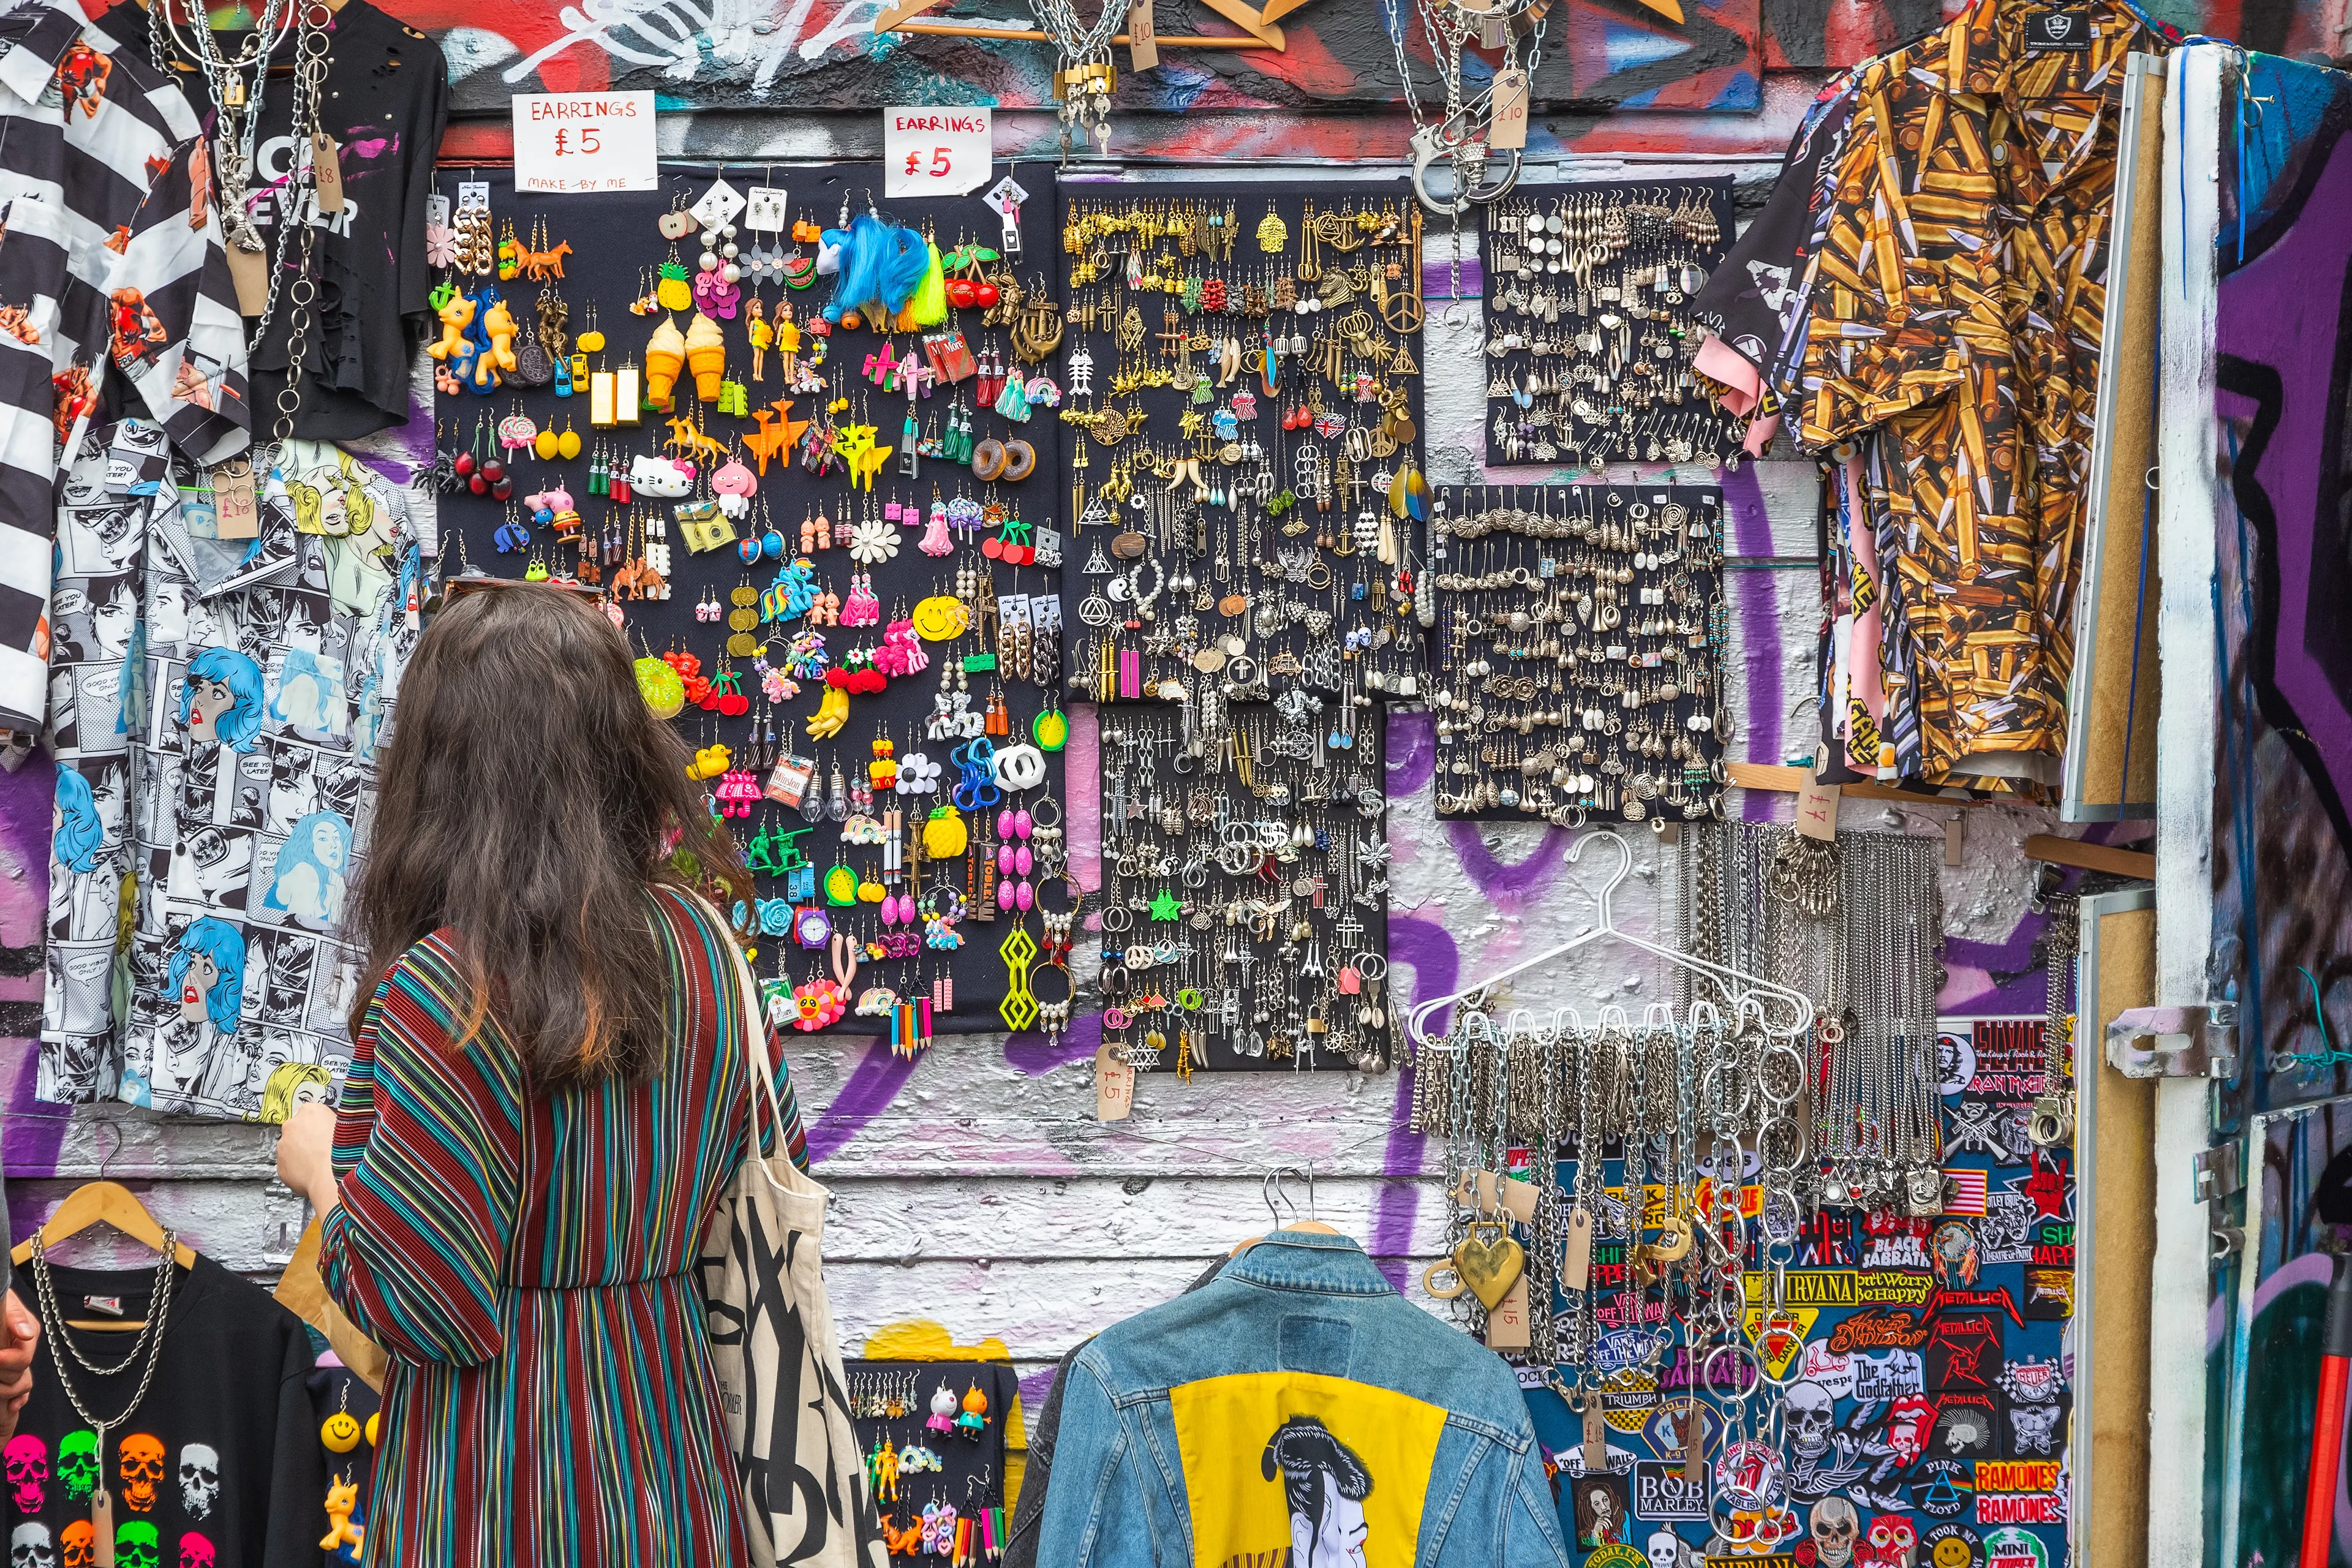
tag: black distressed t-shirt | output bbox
[1690,85,1856,386]
[96,0,449,440]
[4,1255,326,1568]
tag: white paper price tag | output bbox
[510,92,657,194]
[884,107,993,197]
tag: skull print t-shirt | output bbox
[5,1253,326,1568]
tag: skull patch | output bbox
[176,1446,219,1520]
[118,1434,164,1514]
[4,1435,48,1513]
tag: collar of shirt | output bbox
[0,0,92,104]
[1909,0,2149,211]
[1220,1229,1396,1296]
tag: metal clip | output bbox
[2193,1141,2244,1204]
[2105,1003,2239,1078]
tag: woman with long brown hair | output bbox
[273,584,807,1565]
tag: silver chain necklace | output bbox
[26,1227,179,1506]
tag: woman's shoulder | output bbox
[364,929,474,1038]
[646,881,739,970]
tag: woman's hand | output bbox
[0,1294,39,1446]
[275,1101,342,1219]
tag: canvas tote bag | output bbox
[696,919,887,1568]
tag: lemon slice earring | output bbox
[1031,698,1067,752]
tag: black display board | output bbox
[1095,704,1391,1072]
[845,1359,1015,1548]
[1427,483,1730,824]
[1052,178,1430,707]
[1480,178,1743,469]
[430,164,1066,1035]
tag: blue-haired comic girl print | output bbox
[169,917,245,1040]
[178,647,264,752]
[260,811,353,930]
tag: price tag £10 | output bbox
[883,107,993,198]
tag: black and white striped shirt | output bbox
[0,0,249,733]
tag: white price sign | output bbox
[884,106,992,197]
[511,92,657,194]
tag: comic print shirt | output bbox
[3,1254,327,1568]
[1794,0,2164,795]
[0,0,251,734]
[40,420,421,1118]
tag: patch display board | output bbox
[430,164,1068,1035]
[1480,178,1743,469]
[1426,484,1729,824]
[1094,704,1391,1073]
[1054,178,1430,709]
[1520,1016,2074,1567]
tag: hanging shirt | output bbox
[0,0,249,734]
[39,421,421,1115]
[1794,0,2166,795]
[91,0,450,441]
[3,1253,328,1568]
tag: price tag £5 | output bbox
[884,107,993,197]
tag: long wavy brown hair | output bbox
[347,586,744,1088]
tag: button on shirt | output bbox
[1796,0,2160,794]
[0,0,249,733]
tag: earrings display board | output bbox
[844,1360,1013,1558]
[1427,484,1730,824]
[428,165,1068,1037]
[1095,707,1392,1073]
[1055,182,1430,708]
[1481,180,1743,469]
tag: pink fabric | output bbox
[1695,334,1763,417]
[1845,448,1887,769]
[1743,412,1782,457]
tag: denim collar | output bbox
[1219,1229,1395,1297]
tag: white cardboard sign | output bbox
[511,92,657,194]
[884,106,993,197]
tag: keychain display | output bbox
[1056,183,1431,708]
[1410,827,2070,1568]
[1427,484,1729,823]
[1096,705,1392,1074]
[1481,180,1744,469]
[431,165,1067,1035]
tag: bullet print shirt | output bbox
[0,0,250,734]
[1795,0,2164,793]
[3,1254,327,1568]
[39,421,421,1117]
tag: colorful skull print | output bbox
[10,1522,52,1568]
[175,1532,214,1568]
[4,1435,48,1512]
[55,1433,97,1503]
[56,1522,91,1568]
[118,1434,164,1514]
[1809,1497,1860,1568]
[176,1446,218,1520]
[113,1523,159,1568]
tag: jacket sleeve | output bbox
[262,1332,330,1568]
[1032,1352,1156,1568]
[318,952,522,1365]
[109,135,249,464]
[1504,1440,1573,1568]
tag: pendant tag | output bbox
[92,1487,115,1566]
[1795,778,1841,842]
[1563,1205,1593,1289]
[1681,1399,1705,1484]
[1093,1042,1134,1122]
[224,241,268,315]
[1580,1401,1608,1473]
[1489,66,1529,149]
[1125,0,1157,71]
[211,457,259,539]
[311,132,344,214]
[1483,1273,1529,1350]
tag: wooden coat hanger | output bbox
[11,1124,197,1332]
[1229,1165,1344,1257]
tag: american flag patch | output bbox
[1942,1169,1989,1215]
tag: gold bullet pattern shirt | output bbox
[1797,0,2160,794]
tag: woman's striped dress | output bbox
[320,884,810,1566]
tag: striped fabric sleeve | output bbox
[320,946,523,1366]
[766,1022,811,1172]
[109,132,249,464]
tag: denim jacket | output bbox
[1035,1231,1572,1568]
